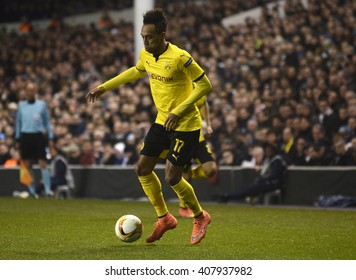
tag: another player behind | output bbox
[179,97,218,218]
[86,9,212,245]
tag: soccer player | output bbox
[179,98,218,218]
[15,82,54,197]
[86,8,212,245]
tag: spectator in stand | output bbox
[218,144,287,203]
[241,145,264,168]
[331,138,354,166]
[1,0,355,169]
[297,117,313,142]
[36,144,75,196]
[289,136,309,166]
[101,143,118,165]
[0,143,11,165]
[219,149,239,166]
[63,144,81,165]
[305,143,333,166]
[317,96,339,140]
[93,140,104,164]
[311,123,330,148]
[346,136,356,165]
[48,13,63,31]
[266,129,279,147]
[50,144,74,189]
[222,114,239,140]
[79,140,95,166]
[97,10,114,30]
[280,126,294,161]
[18,16,32,34]
[338,125,354,145]
[4,149,21,168]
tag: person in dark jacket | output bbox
[36,145,74,196]
[331,138,354,166]
[49,145,74,190]
[218,144,287,203]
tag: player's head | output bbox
[141,8,167,55]
[143,8,167,34]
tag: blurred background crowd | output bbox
[1,0,356,168]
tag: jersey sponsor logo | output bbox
[148,72,173,82]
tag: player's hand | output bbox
[86,86,106,103]
[206,125,213,137]
[164,113,180,131]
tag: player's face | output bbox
[141,24,164,54]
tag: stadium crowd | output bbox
[1,0,356,169]
[0,0,134,23]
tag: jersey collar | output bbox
[153,42,169,62]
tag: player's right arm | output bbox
[86,65,146,103]
[201,101,213,136]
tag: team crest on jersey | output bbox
[165,62,171,71]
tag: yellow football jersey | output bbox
[136,43,204,131]
[195,95,206,110]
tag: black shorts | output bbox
[140,123,200,167]
[191,140,215,165]
[19,133,48,160]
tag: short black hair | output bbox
[143,8,167,34]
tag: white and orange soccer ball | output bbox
[115,214,143,243]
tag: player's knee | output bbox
[182,171,191,182]
[165,173,180,186]
[135,163,151,176]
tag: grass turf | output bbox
[0,197,355,260]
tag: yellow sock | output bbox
[179,198,187,208]
[138,172,168,217]
[191,166,208,179]
[171,177,202,217]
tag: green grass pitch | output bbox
[0,197,355,260]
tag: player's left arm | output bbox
[171,74,212,117]
[172,52,212,117]
[164,74,211,130]
[164,53,211,131]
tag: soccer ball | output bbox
[115,214,143,243]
